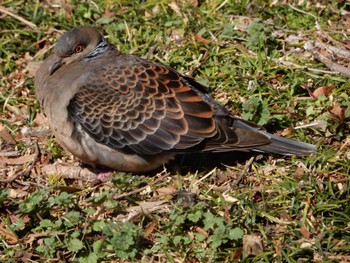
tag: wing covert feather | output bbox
[68,58,217,155]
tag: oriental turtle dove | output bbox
[35,26,316,172]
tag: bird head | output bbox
[49,26,104,75]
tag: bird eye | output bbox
[75,45,84,53]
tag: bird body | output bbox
[35,26,316,172]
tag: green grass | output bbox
[0,0,349,262]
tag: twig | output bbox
[0,142,40,184]
[113,171,170,200]
[0,6,37,29]
[288,4,317,20]
[315,20,350,51]
[93,170,170,221]
[307,67,339,75]
[3,78,26,112]
[41,164,98,181]
[307,40,350,60]
[312,51,350,77]
[216,0,229,11]
[0,151,19,157]
[187,50,209,76]
[304,40,350,77]
[233,156,255,186]
[194,168,217,185]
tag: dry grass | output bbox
[0,0,349,262]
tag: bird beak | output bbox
[49,57,64,75]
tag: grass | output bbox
[0,0,349,262]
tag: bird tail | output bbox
[254,133,316,156]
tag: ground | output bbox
[0,0,349,262]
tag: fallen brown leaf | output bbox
[0,154,36,165]
[0,222,18,245]
[156,186,177,196]
[144,221,158,236]
[300,225,311,239]
[8,189,29,199]
[195,226,208,238]
[330,103,346,120]
[177,0,198,7]
[192,34,211,44]
[293,167,305,179]
[272,239,282,256]
[313,85,335,98]
[231,248,243,262]
[0,124,16,144]
[14,250,34,262]
[243,234,264,257]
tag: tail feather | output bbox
[255,133,316,156]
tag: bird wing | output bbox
[67,57,222,155]
[68,56,272,155]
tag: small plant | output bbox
[146,202,244,261]
[242,96,270,125]
[0,0,349,262]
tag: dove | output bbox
[35,26,316,172]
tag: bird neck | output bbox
[84,37,113,60]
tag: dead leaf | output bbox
[300,225,311,239]
[192,34,211,44]
[144,10,152,17]
[243,234,263,257]
[144,221,158,236]
[177,0,198,7]
[169,1,182,17]
[0,154,36,165]
[272,239,282,256]
[195,226,208,238]
[151,5,160,15]
[313,85,335,98]
[156,186,177,196]
[231,248,243,262]
[223,206,230,223]
[14,250,33,262]
[293,167,305,179]
[285,34,304,45]
[323,253,350,262]
[330,103,345,120]
[281,127,293,136]
[300,241,313,249]
[253,191,262,203]
[279,211,292,222]
[0,222,18,244]
[8,189,29,198]
[0,124,16,144]
[116,201,168,222]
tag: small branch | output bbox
[304,40,350,77]
[194,168,216,185]
[0,151,19,157]
[112,170,170,200]
[307,40,350,60]
[312,50,350,77]
[233,156,255,186]
[93,170,170,221]
[0,142,39,184]
[41,164,98,181]
[0,6,37,29]
[288,4,317,19]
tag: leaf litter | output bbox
[0,1,349,262]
